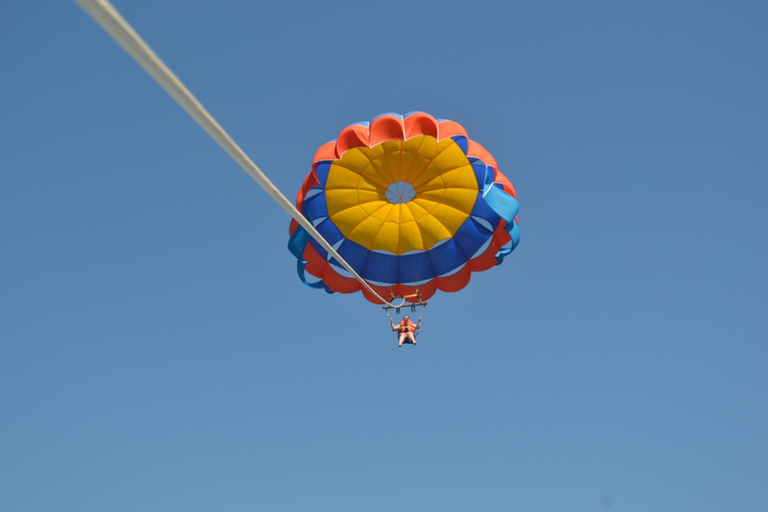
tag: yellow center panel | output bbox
[326,136,478,254]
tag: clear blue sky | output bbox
[2,1,766,511]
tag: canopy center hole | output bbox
[386,181,416,204]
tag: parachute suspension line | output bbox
[382,291,428,315]
[75,0,400,308]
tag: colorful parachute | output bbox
[288,112,520,304]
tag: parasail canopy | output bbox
[289,112,520,304]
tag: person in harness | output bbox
[390,314,421,347]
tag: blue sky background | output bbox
[1,1,766,511]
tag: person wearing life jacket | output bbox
[390,314,421,347]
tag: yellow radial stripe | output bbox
[385,206,424,254]
[382,147,401,183]
[324,189,382,215]
[410,139,469,189]
[326,135,478,253]
[412,200,470,230]
[372,154,397,185]
[402,136,438,184]
[417,188,478,210]
[335,149,391,190]
[328,202,387,234]
[403,200,453,249]
[369,202,395,221]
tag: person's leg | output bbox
[399,333,406,346]
[407,332,416,345]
